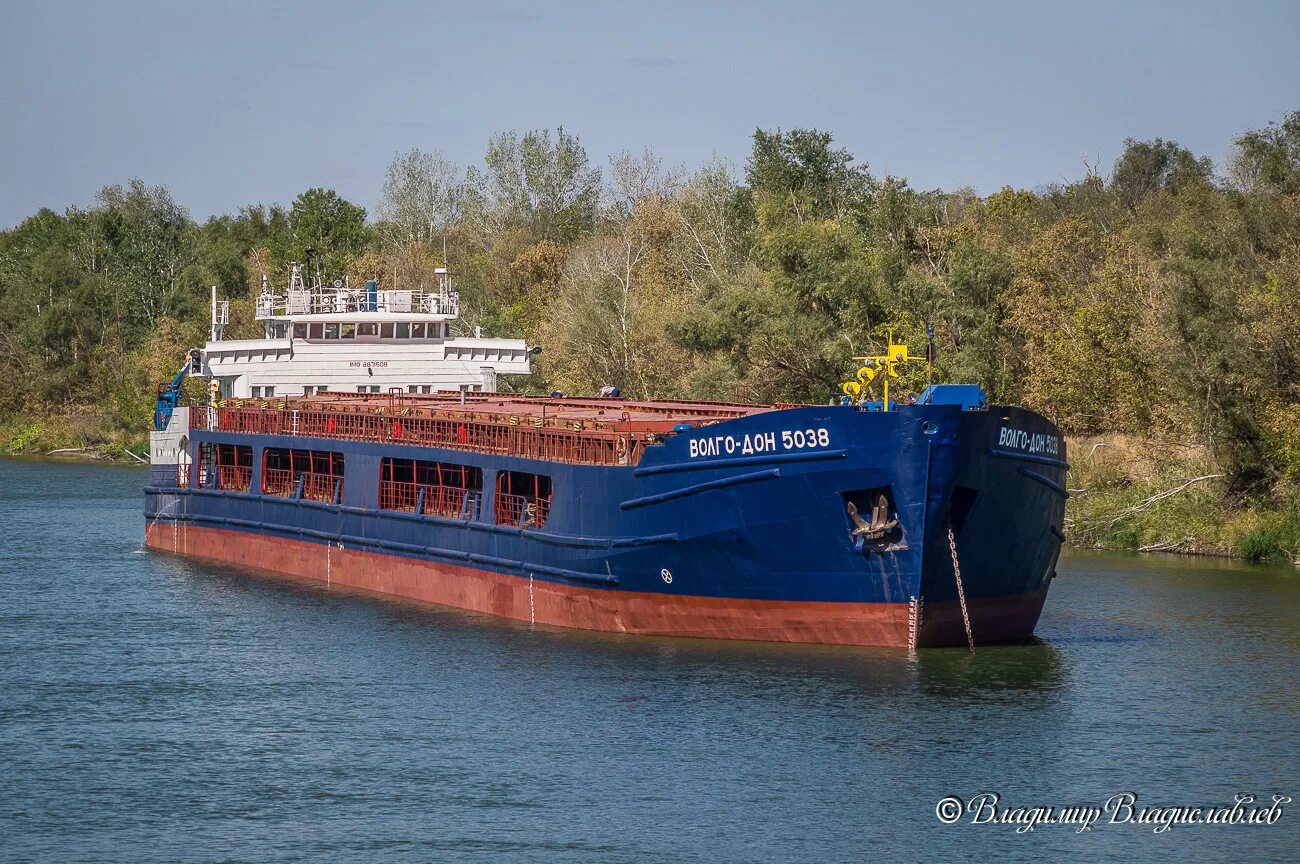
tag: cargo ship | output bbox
[144,264,1067,649]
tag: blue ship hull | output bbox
[145,403,1067,647]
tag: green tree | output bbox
[1232,110,1300,194]
[1109,138,1212,209]
[465,128,601,246]
[747,128,870,222]
[91,180,198,333]
[275,188,370,278]
[193,205,283,301]
[376,148,463,250]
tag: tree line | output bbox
[1,114,1297,506]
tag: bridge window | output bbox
[379,458,482,519]
[293,323,308,339]
[495,471,552,529]
[411,323,426,338]
[381,323,395,338]
[340,323,356,339]
[308,323,324,339]
[358,323,377,337]
[262,448,344,502]
[396,322,410,338]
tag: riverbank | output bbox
[1065,434,1300,564]
[5,413,1298,563]
[0,414,149,464]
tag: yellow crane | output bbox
[841,336,911,411]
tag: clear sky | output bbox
[2,0,1297,228]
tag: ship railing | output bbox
[495,493,525,527]
[378,481,481,519]
[262,468,297,497]
[378,479,420,511]
[255,289,459,319]
[215,407,647,467]
[463,490,483,520]
[494,493,551,529]
[530,496,551,528]
[300,472,341,502]
[217,465,252,492]
[261,469,342,503]
[429,485,479,519]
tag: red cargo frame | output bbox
[378,458,483,519]
[262,447,344,503]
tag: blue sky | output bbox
[2,0,1297,228]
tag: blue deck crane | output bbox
[154,350,202,431]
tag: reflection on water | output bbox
[915,640,1066,697]
[2,458,1297,864]
[179,556,1071,702]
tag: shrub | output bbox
[1235,512,1300,562]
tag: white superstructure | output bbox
[201,264,533,399]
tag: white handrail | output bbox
[255,289,459,319]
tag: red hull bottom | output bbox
[144,523,1047,648]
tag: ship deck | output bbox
[204,392,793,467]
[317,391,774,424]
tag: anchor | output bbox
[847,494,898,542]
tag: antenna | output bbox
[210,285,228,342]
[925,322,935,389]
[301,246,323,288]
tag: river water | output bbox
[1,458,1296,863]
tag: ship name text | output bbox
[997,426,1060,457]
[688,427,831,459]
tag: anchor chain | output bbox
[946,522,975,653]
[906,595,919,656]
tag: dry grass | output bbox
[1064,434,1300,562]
[1,412,149,461]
